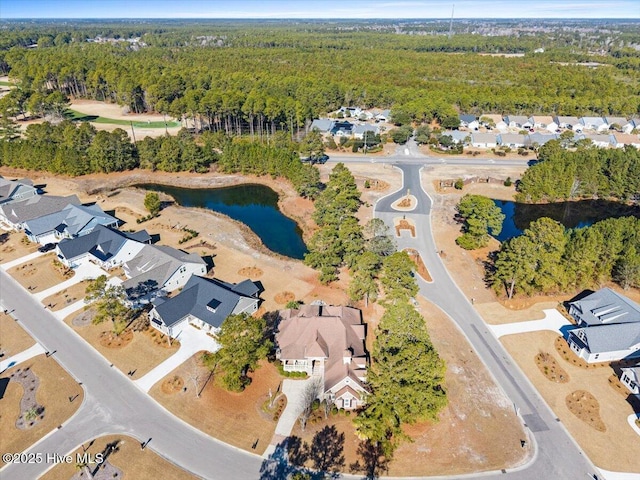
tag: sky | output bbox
[1,0,638,20]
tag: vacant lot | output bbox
[8,253,73,293]
[0,313,35,358]
[0,232,39,264]
[501,331,640,472]
[150,357,282,455]
[0,355,83,466]
[41,434,195,480]
[64,309,179,380]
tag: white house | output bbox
[0,194,81,231]
[471,132,498,148]
[568,323,640,363]
[498,133,527,148]
[352,124,379,140]
[122,244,207,304]
[149,275,260,339]
[374,109,391,123]
[458,114,479,130]
[56,224,149,269]
[568,288,640,327]
[276,305,368,410]
[622,118,640,134]
[554,116,582,131]
[582,134,614,148]
[529,116,558,133]
[337,106,363,118]
[611,133,640,149]
[604,116,628,131]
[441,130,471,145]
[480,114,508,132]
[504,115,532,130]
[620,365,640,395]
[0,177,39,205]
[580,117,609,132]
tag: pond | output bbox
[493,199,640,242]
[138,183,308,259]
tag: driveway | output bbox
[0,342,46,373]
[134,325,220,393]
[33,261,106,301]
[488,309,574,338]
[0,250,43,270]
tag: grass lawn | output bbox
[64,309,180,380]
[150,356,281,455]
[65,109,180,128]
[0,313,35,358]
[501,330,640,472]
[42,280,91,311]
[0,232,39,264]
[0,355,83,466]
[41,434,196,480]
[7,253,73,293]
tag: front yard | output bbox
[0,232,39,263]
[0,312,35,358]
[0,355,84,466]
[7,253,74,293]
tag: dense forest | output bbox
[516,140,640,203]
[0,20,639,140]
[492,216,640,298]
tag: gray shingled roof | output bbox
[24,203,118,237]
[0,177,37,203]
[571,323,640,355]
[0,195,80,224]
[152,275,259,328]
[57,224,131,261]
[310,119,334,132]
[570,288,640,326]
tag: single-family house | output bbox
[605,116,628,131]
[330,121,353,137]
[149,275,260,339]
[622,118,640,134]
[0,194,81,231]
[0,177,39,205]
[374,109,390,123]
[352,124,379,140]
[122,244,207,304]
[525,133,559,148]
[611,133,640,149]
[580,117,609,132]
[554,116,581,131]
[310,119,334,133]
[480,114,508,131]
[471,132,498,148]
[441,130,471,145]
[568,288,640,327]
[56,224,148,269]
[504,115,532,130]
[276,305,368,410]
[338,106,362,118]
[458,114,479,130]
[498,133,527,148]
[582,133,614,148]
[23,203,119,245]
[567,322,640,363]
[620,365,640,395]
[529,116,558,133]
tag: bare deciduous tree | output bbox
[298,377,322,431]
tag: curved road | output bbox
[374,160,599,480]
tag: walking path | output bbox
[34,262,105,301]
[0,251,43,270]
[488,309,574,338]
[0,342,46,373]
[263,377,313,458]
[134,326,220,393]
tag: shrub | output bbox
[364,180,371,189]
[504,177,512,187]
[455,233,484,250]
[454,178,464,190]
[495,150,507,157]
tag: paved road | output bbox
[375,163,600,480]
[0,269,263,480]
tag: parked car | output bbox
[38,243,56,253]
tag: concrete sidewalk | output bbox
[0,251,43,271]
[134,326,220,393]
[34,262,106,301]
[489,309,573,338]
[0,343,46,373]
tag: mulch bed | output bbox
[404,248,432,282]
[161,375,185,395]
[565,390,606,432]
[72,308,96,327]
[238,266,264,278]
[274,291,295,304]
[99,330,134,349]
[10,367,45,430]
[395,219,416,237]
[535,352,569,383]
[554,337,610,370]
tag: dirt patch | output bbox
[0,313,35,357]
[99,330,134,349]
[404,248,432,282]
[150,357,282,455]
[41,434,196,480]
[0,355,83,467]
[7,253,74,293]
[42,280,90,311]
[0,232,39,263]
[535,352,569,383]
[501,330,640,471]
[566,390,606,432]
[274,291,296,304]
[161,375,185,395]
[238,266,264,278]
